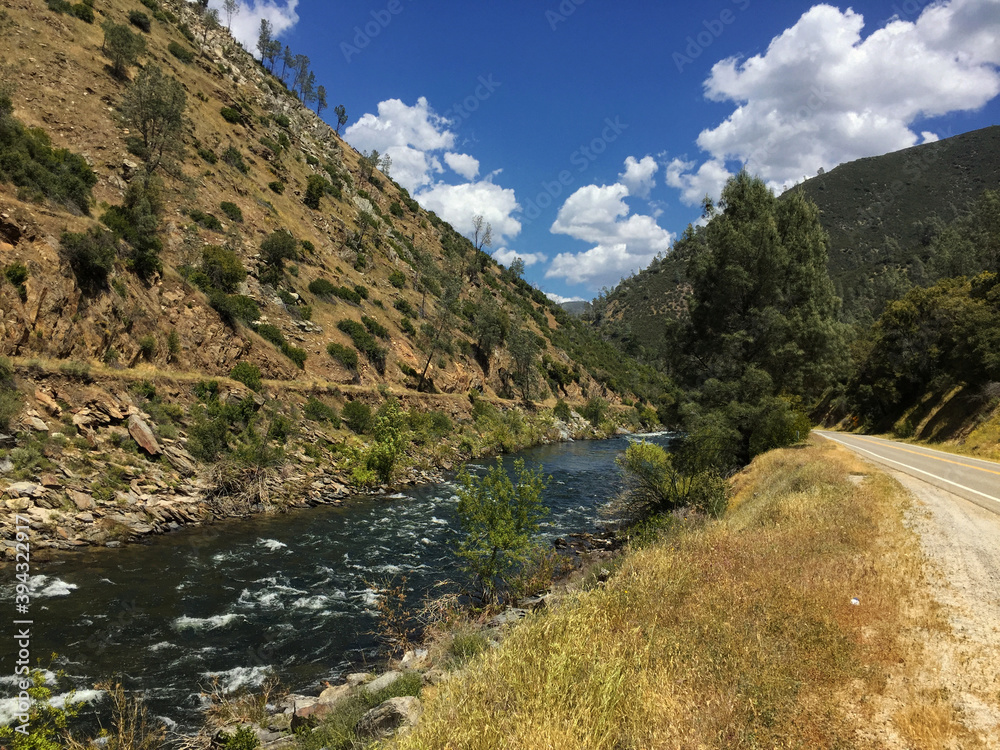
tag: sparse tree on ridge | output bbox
[292,54,311,96]
[222,0,239,32]
[380,153,392,179]
[201,8,219,49]
[472,214,493,254]
[315,85,327,117]
[302,71,317,106]
[279,45,292,82]
[334,104,348,135]
[256,18,273,64]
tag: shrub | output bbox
[394,298,417,317]
[455,457,550,603]
[553,399,572,422]
[300,239,315,254]
[389,201,404,218]
[230,361,262,391]
[327,342,358,370]
[61,227,117,290]
[582,396,608,427]
[138,334,157,360]
[353,284,370,300]
[201,245,246,293]
[364,399,408,483]
[0,112,98,214]
[362,315,389,339]
[189,208,223,231]
[617,440,728,520]
[268,180,284,194]
[281,343,307,368]
[197,145,217,164]
[210,291,259,327]
[128,10,151,32]
[308,277,337,298]
[342,400,372,434]
[220,107,242,124]
[260,229,297,268]
[219,201,243,222]
[217,725,260,750]
[273,113,290,128]
[167,41,195,63]
[221,146,248,174]
[400,317,416,336]
[101,20,146,77]
[304,175,328,209]
[337,319,386,373]
[388,269,406,288]
[254,323,285,347]
[303,397,339,425]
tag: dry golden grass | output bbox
[392,439,932,749]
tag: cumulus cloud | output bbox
[665,158,732,208]
[444,152,480,180]
[546,184,673,288]
[493,247,546,268]
[344,98,523,241]
[546,293,585,304]
[668,0,1000,202]
[619,155,659,199]
[344,97,455,191]
[416,180,522,241]
[208,0,299,54]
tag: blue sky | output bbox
[216,0,1000,302]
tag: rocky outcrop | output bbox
[355,696,423,740]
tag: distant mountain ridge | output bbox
[597,125,1000,359]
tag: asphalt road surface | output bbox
[814,431,1000,516]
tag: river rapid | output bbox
[0,434,669,733]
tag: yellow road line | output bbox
[842,434,1000,477]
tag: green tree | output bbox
[101,20,146,78]
[260,229,297,270]
[472,292,510,376]
[119,64,186,173]
[455,458,549,603]
[685,171,844,400]
[417,275,461,390]
[222,0,239,31]
[315,84,327,117]
[364,399,409,483]
[256,18,272,64]
[201,245,246,293]
[617,440,727,520]
[507,318,540,401]
[61,227,118,291]
[334,104,348,135]
[304,174,327,210]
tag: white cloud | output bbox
[665,158,732,208]
[208,0,299,54]
[546,183,673,288]
[545,293,585,304]
[444,152,480,180]
[619,155,658,199]
[669,0,1000,201]
[344,97,456,191]
[416,180,522,241]
[493,247,546,267]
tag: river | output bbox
[0,434,667,733]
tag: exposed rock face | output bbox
[128,414,161,455]
[363,670,403,695]
[355,696,423,740]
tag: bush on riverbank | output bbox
[394,440,922,748]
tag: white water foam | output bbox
[291,595,329,611]
[173,614,239,631]
[148,641,175,652]
[28,575,78,597]
[0,689,103,726]
[257,538,288,551]
[201,666,272,694]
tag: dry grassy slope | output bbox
[0,0,602,404]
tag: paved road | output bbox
[814,431,1000,515]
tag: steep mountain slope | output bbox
[0,0,656,404]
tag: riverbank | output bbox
[1,366,639,560]
[363,437,976,749]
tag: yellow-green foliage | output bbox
[396,440,916,749]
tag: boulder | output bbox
[34,390,61,416]
[355,696,422,740]
[317,682,352,707]
[363,671,403,695]
[66,489,96,510]
[7,482,44,498]
[25,416,49,432]
[128,415,161,455]
[487,608,529,628]
[346,672,373,687]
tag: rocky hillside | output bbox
[0,0,656,402]
[0,0,673,556]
